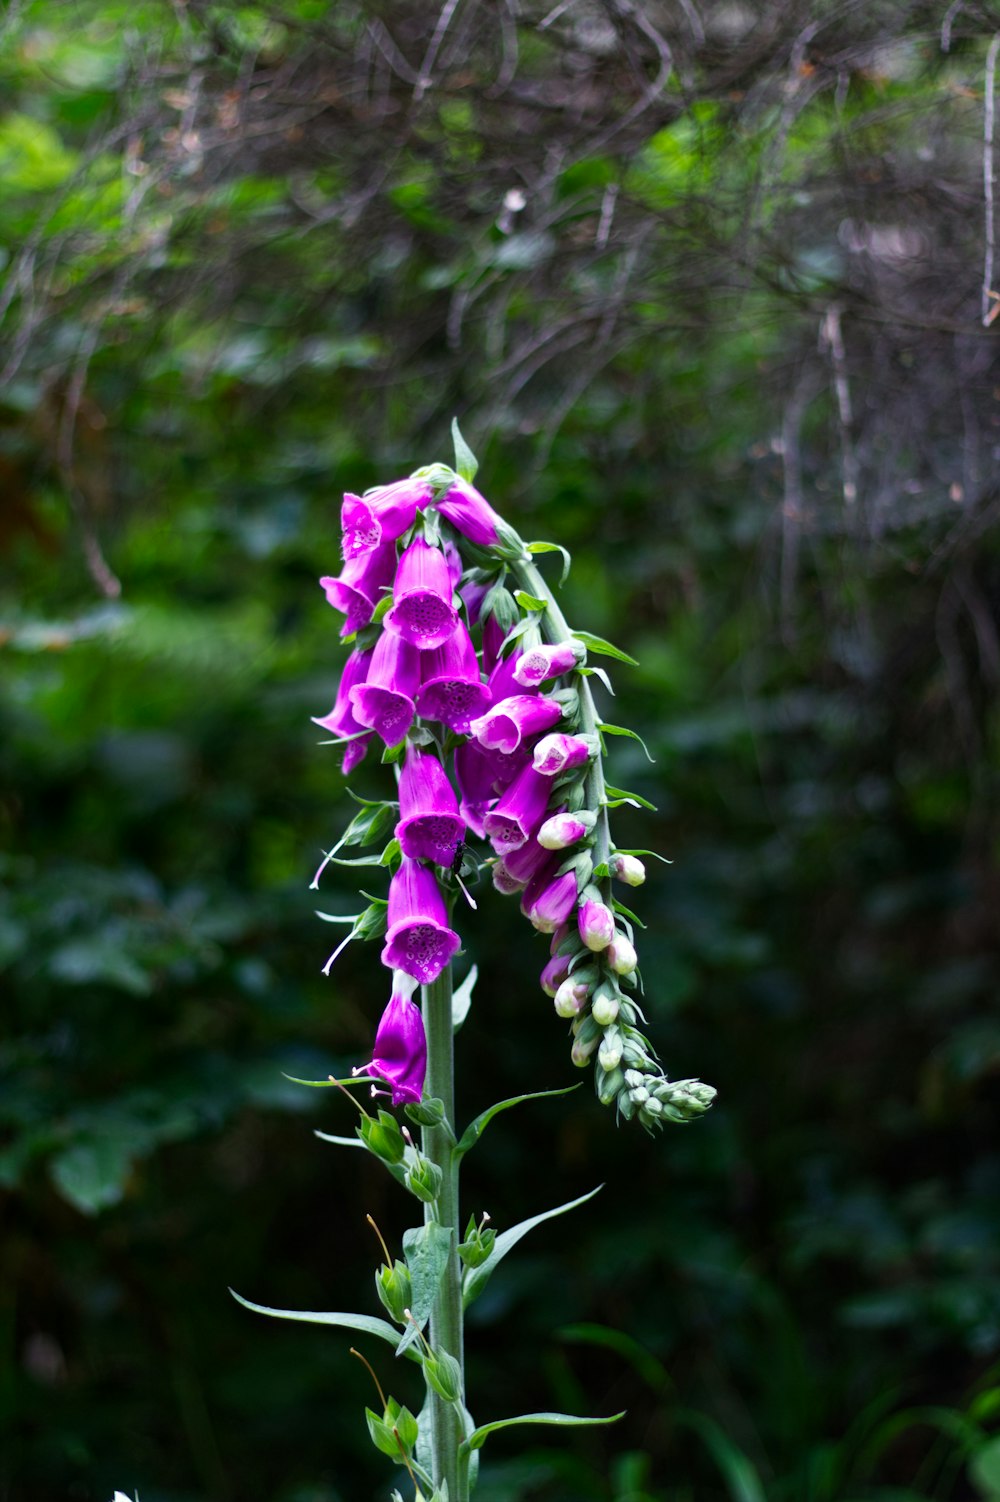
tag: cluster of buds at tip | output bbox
[315,442,714,1128]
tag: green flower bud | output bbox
[405,1096,447,1128]
[591,980,621,1027]
[375,1259,412,1324]
[598,1026,623,1072]
[366,1396,418,1459]
[359,1109,407,1165]
[571,1035,599,1066]
[597,1064,624,1105]
[406,1157,444,1203]
[458,1211,495,1268]
[424,1348,462,1403]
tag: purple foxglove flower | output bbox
[313,647,375,774]
[470,694,563,755]
[540,952,572,996]
[381,856,461,985]
[461,576,491,626]
[443,537,463,590]
[384,537,458,650]
[494,831,552,890]
[453,740,496,838]
[485,649,533,704]
[320,540,397,637]
[349,630,421,745]
[437,476,503,548]
[523,866,579,933]
[366,979,427,1106]
[481,612,507,676]
[341,478,430,561]
[483,764,553,855]
[537,809,597,850]
[578,898,615,952]
[414,622,491,733]
[396,746,465,868]
[609,852,646,886]
[312,646,373,739]
[532,732,593,776]
[513,640,584,689]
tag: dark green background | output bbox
[3,3,1000,1499]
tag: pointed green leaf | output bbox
[611,898,646,929]
[463,1186,602,1308]
[451,418,479,482]
[455,1085,580,1160]
[514,589,548,613]
[398,1222,454,1356]
[616,847,672,864]
[581,664,615,695]
[570,630,638,667]
[603,783,658,812]
[452,964,477,1033]
[229,1289,416,1357]
[526,540,572,585]
[464,1408,625,1453]
[282,1072,375,1089]
[599,723,655,764]
[314,1131,366,1148]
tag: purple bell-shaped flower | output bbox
[319,540,397,637]
[381,856,461,985]
[437,476,503,548]
[312,646,375,774]
[396,746,466,868]
[470,694,563,755]
[483,763,554,855]
[415,622,492,733]
[349,630,421,746]
[365,974,427,1106]
[384,537,458,650]
[340,478,431,561]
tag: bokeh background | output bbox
[3,3,1000,1499]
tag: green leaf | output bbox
[455,1085,580,1160]
[398,1222,453,1356]
[570,630,638,667]
[281,1072,375,1089]
[229,1289,415,1357]
[451,418,478,482]
[452,963,477,1032]
[49,1136,135,1215]
[514,590,548,612]
[463,1186,602,1308]
[581,664,615,696]
[526,540,571,585]
[464,1408,625,1453]
[314,1131,366,1148]
[599,723,655,764]
[674,1410,767,1502]
[612,898,646,929]
[971,1435,1000,1497]
[603,783,658,812]
[616,847,673,864]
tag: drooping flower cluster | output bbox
[314,453,715,1129]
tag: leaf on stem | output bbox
[452,963,477,1033]
[603,783,658,812]
[462,1186,602,1309]
[229,1289,416,1357]
[463,1408,625,1453]
[454,1084,580,1160]
[397,1222,454,1357]
[526,540,572,586]
[598,722,655,764]
[570,630,639,667]
[451,417,479,482]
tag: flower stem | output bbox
[421,964,465,1501]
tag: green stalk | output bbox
[421,964,465,1501]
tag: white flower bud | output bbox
[606,934,638,975]
[553,977,589,1018]
[591,992,620,1026]
[609,853,646,886]
[598,1029,623,1071]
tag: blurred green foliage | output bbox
[3,2,1000,1500]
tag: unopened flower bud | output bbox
[630,1084,649,1105]
[598,1027,623,1071]
[360,1108,407,1164]
[424,1348,462,1403]
[624,1068,645,1089]
[609,853,646,886]
[406,1157,443,1203]
[578,898,615,952]
[375,1259,412,1324]
[540,953,572,996]
[597,1065,624,1106]
[554,977,590,1018]
[571,1034,599,1066]
[591,989,620,1026]
[606,933,638,975]
[537,810,597,850]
